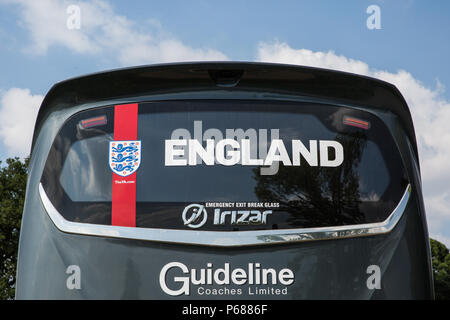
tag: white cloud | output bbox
[258,42,371,75]
[118,39,228,66]
[257,41,450,247]
[0,88,43,158]
[4,0,228,64]
[3,0,100,54]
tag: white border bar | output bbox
[39,183,411,247]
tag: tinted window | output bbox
[41,100,408,231]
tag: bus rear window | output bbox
[41,100,408,231]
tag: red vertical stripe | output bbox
[114,104,138,140]
[112,103,138,227]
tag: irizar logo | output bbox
[182,204,208,229]
[165,121,344,175]
[213,209,272,226]
[182,204,272,229]
[159,262,295,296]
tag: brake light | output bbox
[343,116,370,130]
[79,115,107,129]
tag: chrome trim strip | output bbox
[39,183,411,247]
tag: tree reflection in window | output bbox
[253,133,366,228]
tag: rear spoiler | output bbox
[32,61,418,158]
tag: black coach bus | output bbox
[16,62,433,299]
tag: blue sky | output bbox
[0,0,449,245]
[1,1,449,96]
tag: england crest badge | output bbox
[109,141,141,177]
